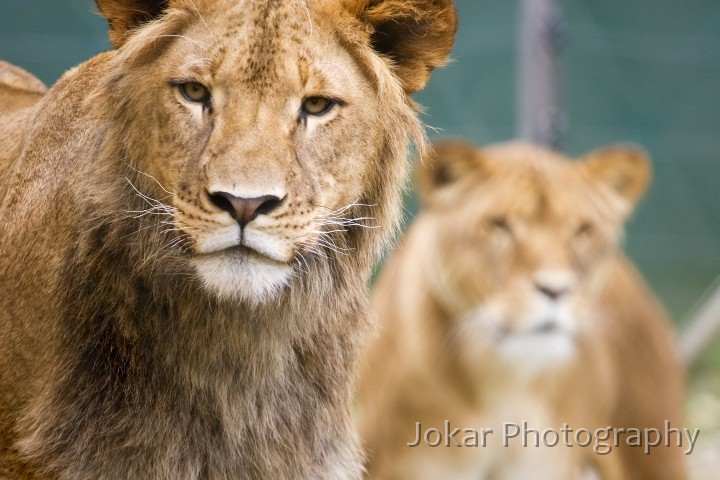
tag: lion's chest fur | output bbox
[3,216,365,479]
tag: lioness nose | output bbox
[534,283,570,301]
[533,269,574,301]
[208,191,284,227]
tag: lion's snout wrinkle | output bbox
[207,190,284,227]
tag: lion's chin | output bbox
[497,330,576,375]
[191,247,293,304]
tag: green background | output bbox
[1,0,719,328]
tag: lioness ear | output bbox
[348,0,458,93]
[416,140,481,202]
[581,144,652,209]
[96,0,171,48]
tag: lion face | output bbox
[416,141,651,370]
[91,0,457,303]
[139,7,380,302]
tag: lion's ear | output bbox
[581,144,652,210]
[96,0,172,48]
[348,0,457,93]
[416,140,481,202]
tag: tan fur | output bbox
[0,1,456,478]
[359,141,687,479]
[0,62,47,203]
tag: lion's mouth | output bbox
[529,319,562,335]
[198,244,287,265]
[186,224,295,265]
[227,244,264,258]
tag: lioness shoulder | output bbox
[0,61,47,202]
[0,61,46,110]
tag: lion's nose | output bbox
[534,283,570,301]
[533,269,574,301]
[208,191,284,227]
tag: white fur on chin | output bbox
[192,250,293,304]
[498,331,576,375]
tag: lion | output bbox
[0,1,457,478]
[358,140,688,479]
[0,61,47,199]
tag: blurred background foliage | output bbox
[1,0,719,476]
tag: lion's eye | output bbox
[301,96,335,116]
[576,222,594,237]
[178,82,211,104]
[489,217,511,233]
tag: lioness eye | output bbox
[576,222,594,237]
[489,217,511,233]
[178,82,211,104]
[301,96,335,116]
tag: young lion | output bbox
[0,1,456,478]
[359,141,687,479]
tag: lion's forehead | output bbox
[201,0,314,36]
[461,175,604,226]
[183,0,325,87]
[430,171,620,275]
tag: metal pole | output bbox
[517,0,565,148]
[680,276,720,365]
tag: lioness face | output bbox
[102,1,417,303]
[418,142,650,370]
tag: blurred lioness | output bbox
[359,141,687,479]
